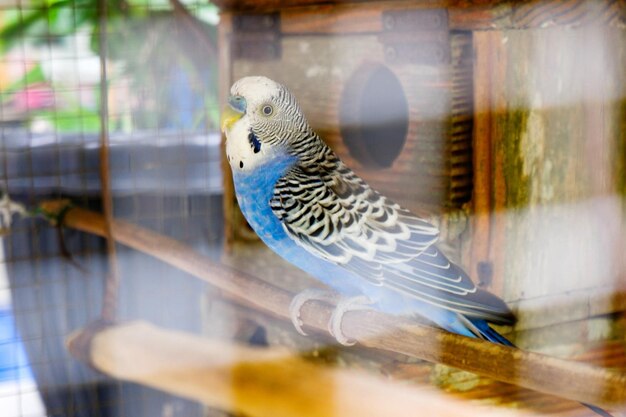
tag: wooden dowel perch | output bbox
[68,320,532,417]
[40,201,626,409]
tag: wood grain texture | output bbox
[478,25,626,304]
[214,0,446,13]
[488,29,508,299]
[214,0,626,31]
[282,4,384,34]
[449,0,626,31]
[41,203,626,408]
[470,30,494,291]
[387,339,626,415]
[452,30,503,295]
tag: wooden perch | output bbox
[40,201,626,409]
[67,321,531,417]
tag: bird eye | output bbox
[262,105,273,116]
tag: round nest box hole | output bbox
[339,64,409,168]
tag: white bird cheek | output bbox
[225,121,262,172]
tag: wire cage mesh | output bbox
[0,1,625,417]
[0,1,223,416]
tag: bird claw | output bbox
[328,295,373,346]
[289,289,338,336]
[289,290,373,346]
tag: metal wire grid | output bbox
[0,1,222,416]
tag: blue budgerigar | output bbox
[221,75,515,344]
[220,76,613,417]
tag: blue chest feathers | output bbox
[232,154,295,253]
[231,154,361,294]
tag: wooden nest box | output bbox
[216,0,626,342]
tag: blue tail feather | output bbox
[469,318,515,347]
[582,403,615,417]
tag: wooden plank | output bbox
[282,4,383,34]
[69,321,531,417]
[488,30,508,299]
[386,340,626,415]
[215,0,625,31]
[509,0,626,29]
[214,0,448,14]
[38,202,626,408]
[471,30,508,297]
[280,1,449,34]
[453,1,626,31]
[448,3,513,31]
[484,25,626,305]
[469,31,493,290]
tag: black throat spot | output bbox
[248,131,261,154]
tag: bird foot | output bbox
[329,295,373,346]
[289,289,338,336]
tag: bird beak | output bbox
[221,95,246,133]
[221,105,244,133]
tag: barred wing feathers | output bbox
[380,246,515,324]
[270,163,438,264]
[270,162,515,325]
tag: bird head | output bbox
[221,76,310,173]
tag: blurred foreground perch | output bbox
[67,321,530,417]
[38,200,626,409]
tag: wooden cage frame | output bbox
[216,0,626,331]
